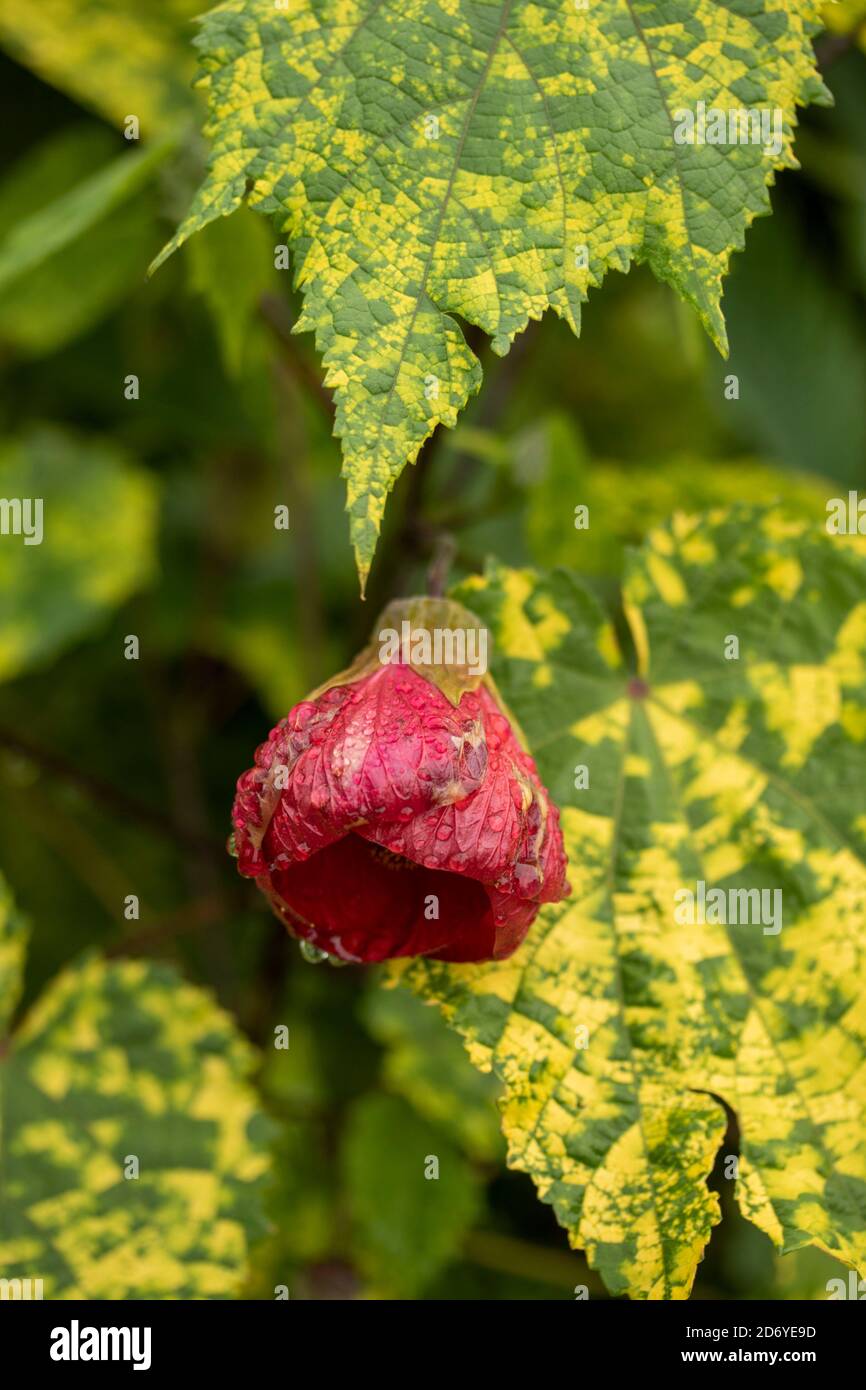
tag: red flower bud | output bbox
[231,598,569,963]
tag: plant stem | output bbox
[426,532,457,596]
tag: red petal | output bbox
[234,664,486,872]
[263,833,497,962]
[358,683,567,903]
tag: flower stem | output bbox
[426,532,457,597]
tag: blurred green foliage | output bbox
[0,3,863,1300]
[0,427,158,679]
[361,985,504,1164]
[0,125,167,355]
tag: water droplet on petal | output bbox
[299,939,330,965]
[515,864,541,893]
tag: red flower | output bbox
[231,598,569,963]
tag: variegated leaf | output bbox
[0,889,271,1299]
[396,505,866,1299]
[155,0,828,587]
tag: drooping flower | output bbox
[231,597,569,963]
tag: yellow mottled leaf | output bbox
[154,0,829,588]
[397,505,866,1299]
[0,882,271,1299]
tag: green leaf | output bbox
[0,0,203,129]
[0,884,271,1299]
[0,134,176,302]
[155,0,828,589]
[0,428,159,683]
[0,125,161,357]
[396,505,866,1299]
[362,983,504,1161]
[254,1117,337,1279]
[341,1093,481,1296]
[185,205,277,378]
